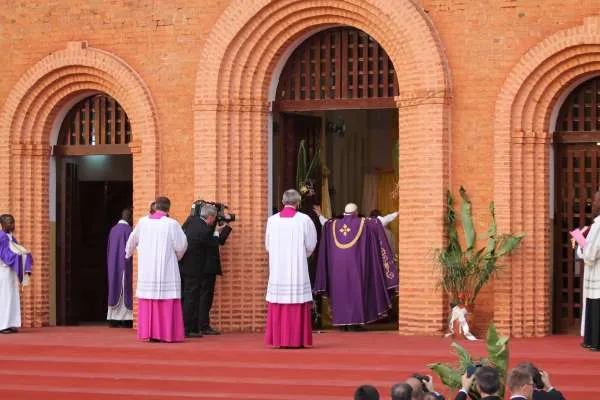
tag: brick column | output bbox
[12,143,51,327]
[395,93,449,335]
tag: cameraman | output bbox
[514,364,565,400]
[180,203,232,337]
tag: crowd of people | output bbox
[353,363,565,400]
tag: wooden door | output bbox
[57,162,79,325]
[554,145,599,333]
[554,76,600,333]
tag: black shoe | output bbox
[0,328,15,334]
[202,327,220,335]
[149,338,161,343]
[120,321,133,328]
[581,342,592,349]
[348,325,367,332]
[339,326,349,332]
[185,331,203,338]
[108,320,120,328]
[589,347,600,352]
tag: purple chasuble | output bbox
[106,223,133,308]
[315,216,398,325]
[0,231,33,283]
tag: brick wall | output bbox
[1,0,599,336]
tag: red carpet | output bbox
[0,327,598,399]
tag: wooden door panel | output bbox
[57,162,79,325]
[554,145,599,333]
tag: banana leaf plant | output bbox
[434,187,525,307]
[296,139,321,197]
[429,323,509,399]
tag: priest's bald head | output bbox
[344,203,358,216]
[282,189,301,208]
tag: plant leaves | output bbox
[452,342,473,372]
[296,140,307,190]
[459,186,476,251]
[486,323,509,398]
[428,362,462,389]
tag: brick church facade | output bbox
[1,0,600,337]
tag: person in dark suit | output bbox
[514,363,565,400]
[454,366,502,400]
[507,367,534,400]
[180,203,231,337]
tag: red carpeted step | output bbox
[0,328,599,400]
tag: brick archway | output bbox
[494,16,600,337]
[0,42,158,327]
[195,0,451,334]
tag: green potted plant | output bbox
[429,323,509,400]
[435,187,524,339]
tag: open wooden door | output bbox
[57,162,80,325]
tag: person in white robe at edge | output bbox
[577,190,600,351]
[126,196,188,343]
[264,189,318,348]
[0,214,33,334]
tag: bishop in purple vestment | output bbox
[106,208,133,327]
[315,203,398,328]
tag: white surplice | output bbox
[265,210,317,304]
[0,261,20,331]
[577,215,600,336]
[125,216,188,300]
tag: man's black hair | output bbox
[154,196,171,212]
[475,366,501,395]
[354,384,380,400]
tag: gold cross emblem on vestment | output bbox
[339,224,351,236]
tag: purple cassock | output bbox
[315,216,398,325]
[107,222,133,309]
[0,231,33,282]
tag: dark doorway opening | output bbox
[57,155,133,325]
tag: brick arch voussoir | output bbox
[510,46,600,128]
[15,76,125,145]
[197,0,449,105]
[243,13,398,102]
[536,65,600,133]
[220,2,408,99]
[520,52,600,133]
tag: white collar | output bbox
[118,220,129,225]
[509,395,528,399]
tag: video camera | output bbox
[412,375,431,393]
[191,200,236,224]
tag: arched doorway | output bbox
[272,26,400,329]
[195,0,450,334]
[553,76,600,334]
[54,93,133,325]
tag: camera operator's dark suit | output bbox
[180,216,231,335]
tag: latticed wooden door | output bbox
[554,77,600,333]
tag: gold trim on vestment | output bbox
[332,218,365,249]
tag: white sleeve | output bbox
[171,222,188,261]
[319,215,328,226]
[378,211,399,227]
[265,218,271,253]
[125,222,140,259]
[304,216,318,257]
[576,245,584,259]
[584,223,600,264]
